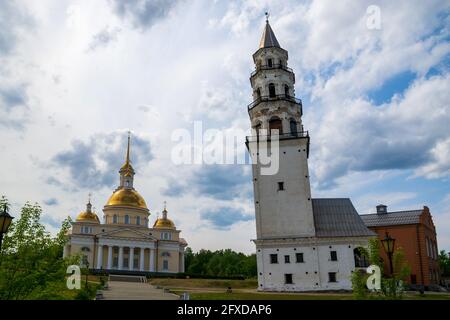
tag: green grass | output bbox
[150,278,258,289]
[170,290,450,301]
[173,291,352,300]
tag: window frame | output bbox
[270,254,278,264]
[328,272,337,283]
[330,250,338,261]
[296,252,304,263]
[284,274,293,284]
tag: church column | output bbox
[129,247,134,270]
[180,252,185,273]
[107,246,113,269]
[96,245,103,269]
[118,246,124,270]
[140,248,145,271]
[149,249,155,272]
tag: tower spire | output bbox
[119,131,135,189]
[125,130,131,166]
[259,14,280,49]
[86,193,92,213]
[162,201,168,219]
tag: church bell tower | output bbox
[247,18,315,239]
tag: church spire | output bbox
[125,131,131,167]
[119,131,135,189]
[259,12,281,49]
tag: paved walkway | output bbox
[102,281,180,300]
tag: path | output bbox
[102,281,180,300]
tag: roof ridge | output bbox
[361,208,423,216]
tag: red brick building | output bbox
[360,205,440,290]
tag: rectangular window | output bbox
[411,274,417,284]
[284,255,290,263]
[328,272,337,283]
[285,274,293,284]
[163,260,169,270]
[330,251,338,261]
[270,254,278,264]
[296,253,304,263]
[277,182,284,191]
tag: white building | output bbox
[246,19,376,291]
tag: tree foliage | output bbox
[184,248,257,278]
[438,250,450,276]
[351,238,411,300]
[0,196,77,300]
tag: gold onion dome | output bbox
[76,199,100,223]
[105,132,148,210]
[106,188,148,209]
[153,207,176,229]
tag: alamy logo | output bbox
[66,265,81,290]
[366,265,381,290]
[170,122,280,175]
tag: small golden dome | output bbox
[153,207,176,229]
[76,211,100,223]
[153,217,176,229]
[105,188,148,209]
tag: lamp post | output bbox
[381,232,396,275]
[0,204,14,251]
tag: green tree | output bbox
[0,196,78,299]
[438,250,450,276]
[351,238,411,300]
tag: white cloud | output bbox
[0,0,449,254]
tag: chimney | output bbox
[376,204,387,214]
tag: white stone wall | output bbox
[256,239,368,291]
[250,138,315,238]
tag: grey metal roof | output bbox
[360,210,423,227]
[312,198,376,237]
[259,22,281,48]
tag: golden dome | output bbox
[76,211,100,223]
[105,188,148,209]
[153,217,176,229]
[153,208,176,229]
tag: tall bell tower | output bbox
[247,18,315,239]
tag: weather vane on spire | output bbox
[265,11,270,23]
[88,192,92,204]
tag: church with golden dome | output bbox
[63,134,187,274]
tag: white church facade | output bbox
[63,134,187,274]
[246,20,376,291]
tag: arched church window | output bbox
[269,117,283,135]
[267,58,273,67]
[268,83,276,98]
[136,216,141,225]
[125,180,130,187]
[125,215,130,224]
[113,215,118,224]
[354,247,369,268]
[290,119,297,136]
[284,84,290,97]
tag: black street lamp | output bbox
[0,204,14,251]
[381,232,396,275]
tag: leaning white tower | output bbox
[246,18,375,292]
[247,19,315,240]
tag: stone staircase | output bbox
[109,274,147,283]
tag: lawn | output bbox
[150,278,258,289]
[150,278,450,300]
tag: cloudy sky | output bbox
[1,0,449,254]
